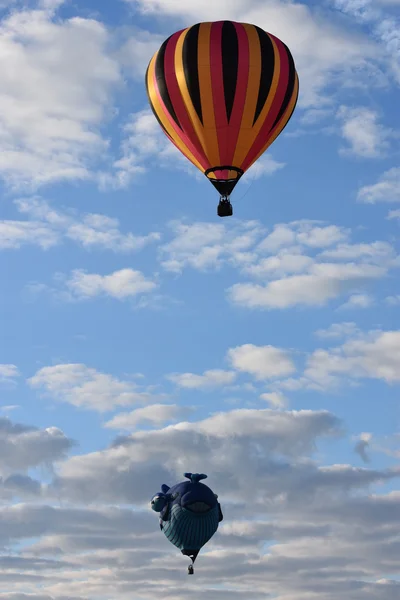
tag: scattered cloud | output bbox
[388,208,400,219]
[338,293,374,310]
[159,220,264,273]
[319,240,397,263]
[167,369,236,390]
[300,329,400,390]
[260,391,288,409]
[229,263,383,309]
[245,154,285,178]
[225,224,397,311]
[63,268,157,301]
[0,8,121,189]
[0,197,160,252]
[28,364,156,412]
[0,416,74,473]
[358,167,400,203]
[315,322,360,339]
[259,222,349,252]
[332,0,400,82]
[227,344,296,380]
[101,109,200,189]
[104,404,194,430]
[119,29,164,80]
[159,219,399,312]
[337,106,393,158]
[2,407,400,598]
[0,364,20,384]
[386,294,400,305]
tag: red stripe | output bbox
[225,22,249,167]
[153,37,209,171]
[163,31,210,167]
[240,35,290,172]
[210,21,229,179]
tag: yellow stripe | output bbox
[197,22,220,166]
[246,72,299,170]
[147,51,204,172]
[233,33,281,168]
[175,27,209,167]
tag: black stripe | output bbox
[270,79,299,140]
[183,24,203,125]
[145,64,169,136]
[155,36,181,129]
[270,44,297,131]
[253,27,275,125]
[221,21,239,122]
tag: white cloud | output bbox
[386,295,400,305]
[227,344,296,380]
[215,221,398,311]
[160,220,264,273]
[0,8,120,189]
[245,154,285,178]
[229,263,384,309]
[320,241,397,263]
[0,364,20,384]
[28,364,155,412]
[167,369,237,389]
[332,0,400,81]
[244,250,314,278]
[119,29,165,80]
[104,404,194,430]
[102,109,191,189]
[55,407,343,505]
[63,268,157,300]
[160,220,355,278]
[0,219,58,250]
[258,222,349,252]
[315,322,360,339]
[339,293,374,310]
[337,106,392,158]
[358,167,400,203]
[0,416,74,473]
[2,406,400,598]
[260,391,288,409]
[1,197,160,252]
[388,208,400,219]
[302,329,400,389]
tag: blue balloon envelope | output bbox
[150,473,223,573]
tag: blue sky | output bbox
[0,0,399,598]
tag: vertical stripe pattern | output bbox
[162,504,220,551]
[145,20,298,191]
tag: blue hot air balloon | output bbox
[150,472,223,574]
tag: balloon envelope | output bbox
[145,20,299,198]
[150,473,223,563]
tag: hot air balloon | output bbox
[150,472,223,574]
[145,20,299,216]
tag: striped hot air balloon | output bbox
[145,20,299,216]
